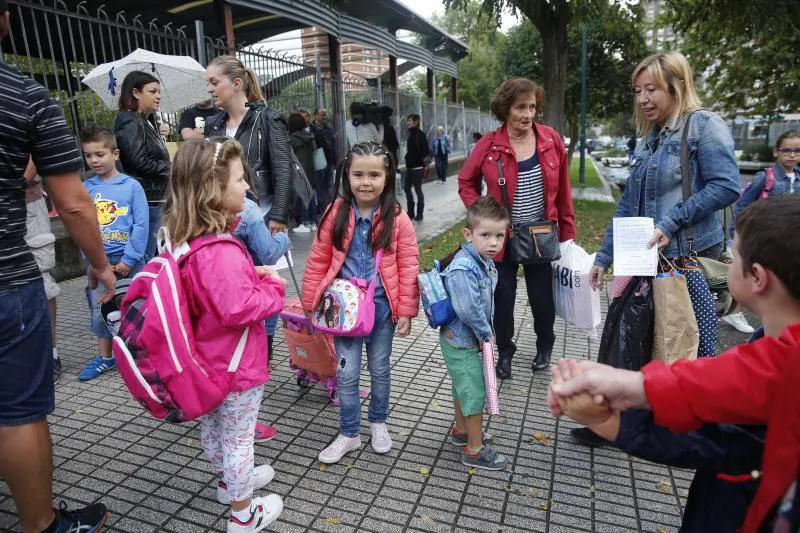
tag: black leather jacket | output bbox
[114,111,171,203]
[205,103,292,224]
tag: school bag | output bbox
[312,250,383,336]
[111,230,244,423]
[418,260,457,328]
[742,167,777,200]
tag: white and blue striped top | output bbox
[512,153,545,224]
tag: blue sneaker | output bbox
[52,501,108,532]
[79,355,116,381]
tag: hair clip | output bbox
[213,142,223,164]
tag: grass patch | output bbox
[417,198,617,270]
[574,199,616,254]
[418,218,467,269]
[569,157,603,189]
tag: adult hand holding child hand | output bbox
[549,360,613,425]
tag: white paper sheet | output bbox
[612,217,658,276]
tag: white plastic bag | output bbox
[552,240,602,337]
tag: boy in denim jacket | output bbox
[440,197,509,470]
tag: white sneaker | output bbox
[293,224,311,233]
[310,224,318,231]
[722,312,755,334]
[217,464,276,505]
[318,434,361,464]
[226,494,283,533]
[370,423,393,454]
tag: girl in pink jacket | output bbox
[302,141,420,465]
[163,139,285,533]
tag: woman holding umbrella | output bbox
[114,70,171,261]
[204,56,293,234]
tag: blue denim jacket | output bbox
[735,163,800,219]
[234,197,291,266]
[596,110,741,268]
[340,200,390,330]
[441,243,497,348]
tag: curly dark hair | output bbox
[490,77,545,123]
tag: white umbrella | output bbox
[81,48,208,113]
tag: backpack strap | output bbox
[174,233,247,265]
[680,110,701,250]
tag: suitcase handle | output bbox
[284,252,316,326]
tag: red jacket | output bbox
[642,322,800,532]
[458,122,576,261]
[301,199,420,322]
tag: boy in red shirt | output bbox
[550,196,800,532]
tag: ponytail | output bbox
[209,55,264,103]
[243,68,263,102]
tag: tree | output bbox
[663,0,800,117]
[430,0,508,109]
[503,3,646,158]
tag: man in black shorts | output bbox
[0,1,116,530]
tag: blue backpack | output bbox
[417,259,457,328]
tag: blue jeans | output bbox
[333,317,395,437]
[144,205,163,262]
[0,279,54,426]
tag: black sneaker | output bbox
[52,501,109,533]
[414,214,424,221]
[570,427,609,447]
[461,444,508,471]
[53,357,62,385]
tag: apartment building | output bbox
[301,27,389,78]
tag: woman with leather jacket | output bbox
[114,71,171,261]
[204,56,292,234]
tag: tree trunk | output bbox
[566,116,579,164]
[522,1,571,134]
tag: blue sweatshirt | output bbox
[83,173,149,267]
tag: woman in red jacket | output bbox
[459,77,576,379]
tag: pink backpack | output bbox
[743,167,777,200]
[112,231,245,422]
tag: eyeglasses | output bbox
[778,148,800,156]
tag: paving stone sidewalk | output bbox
[0,177,693,533]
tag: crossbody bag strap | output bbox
[364,248,384,299]
[680,111,698,248]
[496,157,513,225]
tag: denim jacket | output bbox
[596,110,741,268]
[441,243,497,348]
[234,197,291,266]
[735,163,800,219]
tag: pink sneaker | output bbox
[255,423,278,442]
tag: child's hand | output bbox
[396,317,411,337]
[113,261,132,277]
[269,221,287,234]
[551,360,613,426]
[255,265,288,287]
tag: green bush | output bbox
[741,145,775,163]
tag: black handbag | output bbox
[496,157,560,264]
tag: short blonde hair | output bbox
[163,138,244,245]
[631,52,701,138]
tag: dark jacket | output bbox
[615,410,764,532]
[615,328,767,532]
[205,103,292,224]
[405,127,430,169]
[290,128,315,185]
[114,111,171,204]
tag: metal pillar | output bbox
[223,3,235,51]
[195,20,207,66]
[579,23,588,184]
[328,34,346,160]
[315,52,323,110]
[461,101,467,157]
[451,77,458,103]
[426,68,434,99]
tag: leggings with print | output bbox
[200,385,263,502]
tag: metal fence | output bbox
[730,120,800,150]
[3,0,497,162]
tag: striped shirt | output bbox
[0,63,83,289]
[512,153,545,224]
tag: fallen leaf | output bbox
[539,501,550,510]
[346,464,355,470]
[656,528,669,533]
[420,514,435,524]
[467,468,477,476]
[185,438,194,447]
[519,388,529,395]
[323,517,340,524]
[319,463,327,471]
[419,467,430,477]
[532,432,552,446]
[589,484,596,495]
[503,484,519,494]
[74,409,83,414]
[398,430,411,437]
[431,401,441,408]
[656,480,671,494]
[529,488,538,498]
